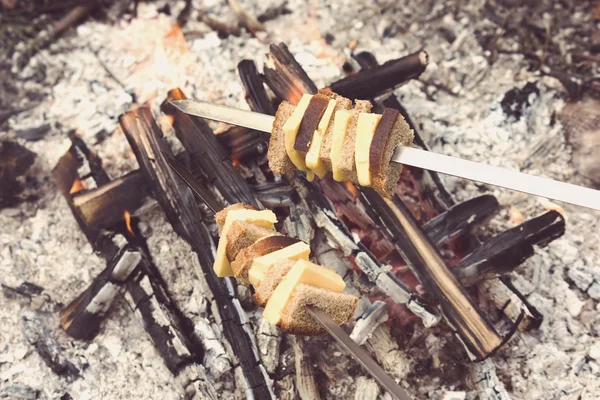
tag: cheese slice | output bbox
[355,113,382,186]
[306,99,337,178]
[248,241,310,287]
[213,209,277,277]
[330,110,353,182]
[263,259,346,325]
[283,94,312,173]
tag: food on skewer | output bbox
[267,91,414,197]
[214,203,358,335]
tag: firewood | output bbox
[364,324,411,379]
[119,106,274,399]
[354,376,381,400]
[252,182,295,208]
[292,336,321,400]
[329,50,428,100]
[481,278,543,331]
[350,301,388,346]
[238,60,276,115]
[0,140,36,207]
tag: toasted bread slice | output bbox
[230,236,299,282]
[371,112,414,198]
[215,203,257,234]
[225,221,278,261]
[338,100,373,183]
[278,284,358,335]
[253,259,296,307]
[268,102,296,175]
[318,92,352,172]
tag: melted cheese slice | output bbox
[213,209,277,277]
[263,259,346,325]
[306,99,336,178]
[355,113,382,186]
[283,94,312,173]
[330,110,353,182]
[248,241,310,287]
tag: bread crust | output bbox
[268,102,296,174]
[338,100,373,182]
[253,259,296,306]
[294,94,329,152]
[230,236,299,281]
[215,203,257,234]
[225,221,277,261]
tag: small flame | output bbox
[231,155,240,167]
[538,197,567,220]
[69,179,85,195]
[508,205,524,225]
[124,210,135,236]
[153,23,189,89]
[158,114,174,131]
[345,181,359,198]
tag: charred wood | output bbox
[238,60,276,115]
[360,189,503,360]
[119,107,274,399]
[60,243,142,340]
[364,323,411,379]
[330,50,428,100]
[455,211,565,286]
[350,301,388,345]
[292,336,321,400]
[468,359,511,400]
[354,377,381,400]
[263,43,318,105]
[161,88,261,208]
[252,181,295,208]
[193,318,232,378]
[0,140,36,207]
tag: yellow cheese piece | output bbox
[355,113,382,186]
[263,259,346,325]
[213,209,277,277]
[330,110,353,182]
[248,241,310,287]
[306,99,337,178]
[283,94,312,172]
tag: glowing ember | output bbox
[538,197,567,219]
[508,205,524,225]
[158,114,174,131]
[345,181,359,198]
[69,179,85,195]
[153,23,189,90]
[124,210,135,236]
[231,155,240,167]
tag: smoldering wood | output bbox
[482,277,543,331]
[354,376,381,400]
[263,43,318,105]
[283,202,315,243]
[238,60,276,115]
[119,106,274,399]
[161,88,262,208]
[329,50,428,100]
[455,211,565,286]
[216,126,268,163]
[71,170,149,231]
[0,140,36,207]
[360,189,503,360]
[193,318,232,378]
[124,266,218,399]
[363,323,411,379]
[312,228,354,281]
[252,181,295,208]
[422,195,500,245]
[257,318,282,375]
[350,301,388,345]
[292,336,321,400]
[60,244,143,340]
[468,359,511,400]
[21,314,80,381]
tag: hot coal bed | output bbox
[1,2,599,400]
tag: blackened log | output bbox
[292,336,321,400]
[0,140,36,207]
[217,126,268,162]
[263,43,318,105]
[330,50,428,100]
[71,171,148,231]
[422,195,500,245]
[360,189,503,360]
[60,243,143,340]
[252,182,295,208]
[455,211,565,286]
[161,88,261,208]
[238,60,276,115]
[119,107,274,399]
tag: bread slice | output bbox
[371,112,414,198]
[268,101,296,175]
[278,284,358,335]
[225,221,278,261]
[230,236,299,282]
[319,92,352,172]
[253,259,296,307]
[215,203,257,234]
[338,100,373,183]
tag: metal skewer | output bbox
[169,99,600,212]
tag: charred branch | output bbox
[119,107,274,399]
[482,277,543,331]
[350,301,388,345]
[161,88,261,208]
[330,50,428,100]
[292,336,321,400]
[360,189,503,360]
[263,43,318,104]
[252,181,295,208]
[216,126,268,163]
[0,140,36,207]
[238,60,276,115]
[455,211,565,286]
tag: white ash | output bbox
[1,0,599,399]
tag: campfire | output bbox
[2,2,598,400]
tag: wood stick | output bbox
[292,336,321,400]
[238,60,276,115]
[329,50,428,100]
[263,43,318,104]
[119,107,274,399]
[161,88,261,208]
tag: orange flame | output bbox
[69,179,85,195]
[538,197,567,220]
[345,181,359,198]
[508,205,524,225]
[153,23,189,89]
[231,155,240,167]
[124,210,135,236]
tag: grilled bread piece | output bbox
[318,92,353,172]
[225,221,278,261]
[215,203,257,233]
[268,102,297,175]
[337,100,373,183]
[253,259,296,307]
[230,236,299,282]
[279,284,358,335]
